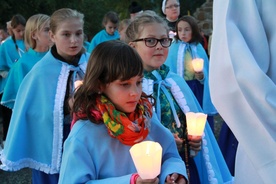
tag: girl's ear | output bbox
[31,31,37,40]
[49,30,55,43]
[129,42,135,48]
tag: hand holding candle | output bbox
[186,112,207,157]
[192,58,204,72]
[129,141,162,180]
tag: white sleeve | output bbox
[209,0,276,183]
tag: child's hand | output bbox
[136,176,159,184]
[194,71,204,80]
[165,173,187,184]
[173,134,184,151]
[188,135,202,157]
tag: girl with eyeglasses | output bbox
[125,11,233,184]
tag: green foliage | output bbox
[0,0,205,41]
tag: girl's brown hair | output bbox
[72,40,144,122]
[175,15,202,44]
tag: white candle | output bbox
[129,141,162,179]
[192,58,204,72]
[186,112,207,156]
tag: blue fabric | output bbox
[0,51,89,174]
[88,29,120,53]
[0,37,26,93]
[218,122,238,176]
[143,69,233,184]
[165,41,217,115]
[32,169,59,184]
[1,48,48,109]
[58,114,188,184]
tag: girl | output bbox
[59,40,187,184]
[88,11,120,53]
[1,14,52,109]
[0,8,89,184]
[0,14,26,147]
[125,11,233,184]
[165,15,217,131]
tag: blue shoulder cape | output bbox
[143,69,233,184]
[88,29,120,53]
[1,48,48,109]
[0,37,26,93]
[165,40,217,115]
[0,51,89,174]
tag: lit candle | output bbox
[129,141,162,179]
[192,58,204,72]
[186,112,207,156]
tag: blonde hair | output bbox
[24,14,50,50]
[125,10,169,43]
[50,8,84,34]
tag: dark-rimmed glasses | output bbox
[166,4,180,9]
[132,38,173,48]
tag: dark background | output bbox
[0,0,205,41]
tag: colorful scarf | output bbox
[72,94,153,146]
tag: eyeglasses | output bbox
[165,4,180,9]
[132,38,172,48]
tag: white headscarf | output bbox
[162,0,167,14]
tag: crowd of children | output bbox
[0,3,243,184]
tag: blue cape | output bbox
[143,69,233,183]
[1,48,48,109]
[0,51,89,174]
[88,29,120,53]
[165,40,217,115]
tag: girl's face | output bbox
[34,21,53,52]
[164,0,180,21]
[12,24,25,40]
[50,18,84,61]
[131,23,169,72]
[177,20,192,42]
[102,76,143,113]
[105,21,117,35]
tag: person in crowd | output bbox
[128,1,143,20]
[199,28,209,57]
[125,10,233,184]
[6,21,13,36]
[59,40,188,184]
[87,11,120,53]
[210,0,276,183]
[165,15,217,131]
[1,14,52,109]
[0,26,9,44]
[118,18,131,42]
[0,8,89,184]
[161,0,181,38]
[0,13,26,148]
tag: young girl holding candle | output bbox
[165,15,217,131]
[0,8,89,184]
[1,13,52,109]
[58,40,188,184]
[125,11,233,184]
